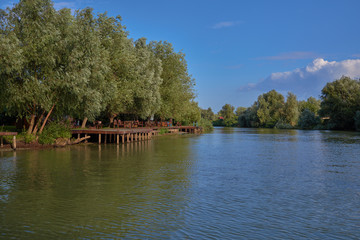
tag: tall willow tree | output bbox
[256,90,285,127]
[132,38,162,119]
[1,0,199,133]
[149,41,196,121]
[96,13,139,123]
[0,1,112,133]
[0,0,60,135]
[284,92,299,126]
[66,8,112,128]
[320,76,360,130]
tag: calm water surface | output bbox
[1,128,360,239]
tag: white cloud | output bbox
[212,21,242,29]
[240,58,360,98]
[256,51,318,60]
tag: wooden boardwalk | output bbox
[71,126,201,144]
[72,128,153,144]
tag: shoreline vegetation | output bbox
[0,0,212,148]
[203,76,360,132]
[1,1,358,151]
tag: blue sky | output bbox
[3,0,360,112]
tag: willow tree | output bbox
[0,0,61,135]
[256,90,285,127]
[96,13,139,124]
[149,41,196,121]
[284,92,299,126]
[65,8,112,128]
[0,1,112,133]
[132,38,163,119]
[319,76,360,130]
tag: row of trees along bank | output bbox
[202,76,360,131]
[0,0,201,137]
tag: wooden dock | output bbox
[0,132,17,150]
[72,129,153,144]
[71,126,202,144]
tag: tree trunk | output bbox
[27,114,36,135]
[39,104,55,134]
[70,136,91,145]
[109,113,117,127]
[81,117,88,128]
[32,111,45,135]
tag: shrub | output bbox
[198,118,213,132]
[159,128,168,135]
[18,132,36,144]
[274,119,294,129]
[298,109,320,129]
[38,122,72,144]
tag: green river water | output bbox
[1,128,360,239]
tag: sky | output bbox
[3,0,360,112]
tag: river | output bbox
[1,128,360,239]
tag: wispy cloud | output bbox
[239,58,360,98]
[256,51,319,60]
[212,21,242,29]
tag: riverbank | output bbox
[0,126,202,151]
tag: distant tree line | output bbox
[202,76,360,131]
[0,0,201,135]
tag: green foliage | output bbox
[0,0,59,121]
[201,107,215,121]
[18,132,36,144]
[298,109,320,130]
[181,101,201,124]
[274,119,294,129]
[219,104,235,120]
[149,41,196,122]
[235,107,247,117]
[256,90,285,128]
[198,118,213,132]
[238,103,259,128]
[159,128,168,135]
[1,1,198,131]
[298,97,321,115]
[319,76,360,130]
[214,104,238,127]
[284,92,299,126]
[224,118,238,127]
[38,122,72,144]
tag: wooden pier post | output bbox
[98,134,101,144]
[117,134,119,145]
[13,136,16,150]
[0,136,3,148]
[122,134,125,143]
